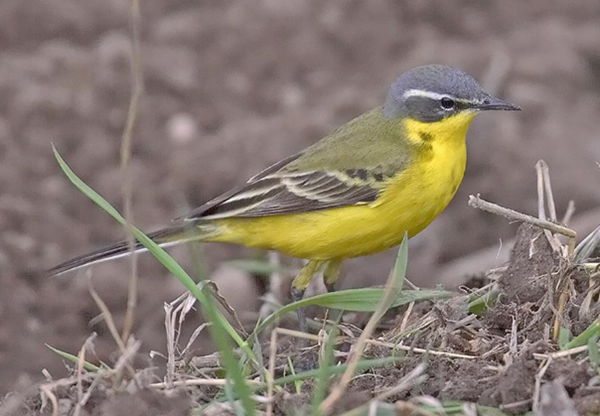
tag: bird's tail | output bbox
[47,224,208,277]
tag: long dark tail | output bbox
[47,225,192,277]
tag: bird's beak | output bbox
[476,96,521,111]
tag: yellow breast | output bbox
[372,112,473,237]
[211,112,475,260]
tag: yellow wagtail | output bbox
[49,65,520,330]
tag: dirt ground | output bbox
[1,0,600,405]
[6,223,600,415]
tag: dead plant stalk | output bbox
[468,195,576,248]
[121,0,144,345]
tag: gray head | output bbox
[383,65,520,122]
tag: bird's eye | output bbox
[440,97,455,109]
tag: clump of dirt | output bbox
[496,344,545,414]
[5,385,190,416]
[547,359,593,395]
[94,390,190,416]
[499,223,560,304]
[484,224,562,344]
[367,356,499,403]
[274,392,311,415]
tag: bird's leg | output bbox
[322,259,344,325]
[291,260,325,333]
[323,259,343,293]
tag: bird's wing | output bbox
[180,155,392,221]
[180,107,413,221]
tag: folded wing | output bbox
[182,155,387,221]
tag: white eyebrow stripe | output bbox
[402,89,482,106]
[402,89,454,100]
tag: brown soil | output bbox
[2,0,600,414]
[12,388,190,416]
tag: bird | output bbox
[48,64,520,331]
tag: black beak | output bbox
[476,96,521,111]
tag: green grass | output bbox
[45,344,103,372]
[564,316,600,350]
[250,287,450,339]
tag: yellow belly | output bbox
[208,140,467,260]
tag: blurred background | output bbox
[1,0,600,395]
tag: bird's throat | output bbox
[403,111,478,147]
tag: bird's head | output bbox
[383,65,521,123]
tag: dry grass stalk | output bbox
[164,302,177,387]
[120,0,144,346]
[534,161,573,341]
[399,301,415,334]
[112,337,142,385]
[149,377,262,389]
[39,384,59,416]
[87,276,126,353]
[266,327,277,416]
[468,195,576,244]
[73,333,97,416]
[561,200,576,225]
[366,339,476,360]
[163,291,210,388]
[39,376,91,416]
[536,161,562,254]
[532,357,552,413]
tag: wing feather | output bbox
[183,168,385,220]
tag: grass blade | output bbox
[45,344,102,372]
[558,326,571,350]
[574,225,600,263]
[251,288,450,338]
[468,288,499,316]
[564,316,600,350]
[588,335,600,368]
